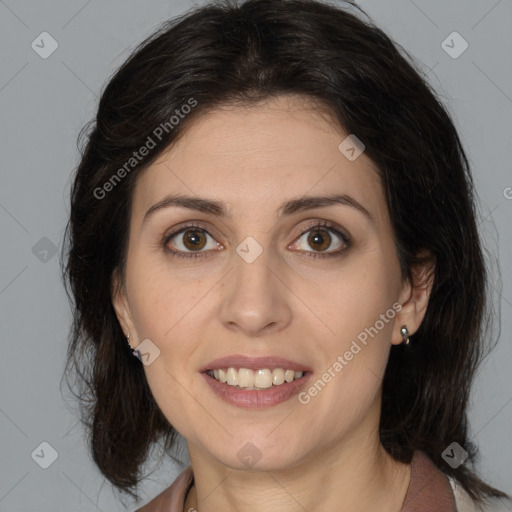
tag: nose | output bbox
[219,248,292,337]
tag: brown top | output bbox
[135,450,457,512]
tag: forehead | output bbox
[132,95,385,225]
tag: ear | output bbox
[391,249,436,346]
[111,267,137,345]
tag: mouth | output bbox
[205,367,309,390]
[200,355,313,408]
[201,367,312,408]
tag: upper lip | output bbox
[201,355,313,373]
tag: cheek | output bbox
[295,253,397,345]
[301,300,394,438]
[298,256,398,415]
[126,259,212,397]
[128,269,207,434]
[127,255,206,341]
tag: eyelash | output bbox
[162,220,351,260]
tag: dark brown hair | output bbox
[61,0,510,504]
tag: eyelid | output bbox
[162,221,222,253]
[294,219,351,244]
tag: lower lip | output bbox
[202,372,312,409]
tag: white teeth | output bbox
[226,367,238,386]
[254,369,273,389]
[272,368,285,385]
[238,368,255,388]
[208,367,305,389]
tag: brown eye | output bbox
[290,222,350,259]
[307,229,332,252]
[164,225,223,258]
[181,229,207,251]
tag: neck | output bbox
[183,418,411,512]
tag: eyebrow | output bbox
[143,193,375,224]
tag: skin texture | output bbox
[112,94,434,512]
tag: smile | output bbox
[206,367,304,389]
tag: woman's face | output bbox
[113,94,427,471]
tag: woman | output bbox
[62,0,511,510]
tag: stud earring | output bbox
[126,333,142,360]
[400,325,410,345]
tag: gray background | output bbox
[0,0,511,510]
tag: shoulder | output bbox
[447,476,512,512]
[134,466,194,512]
